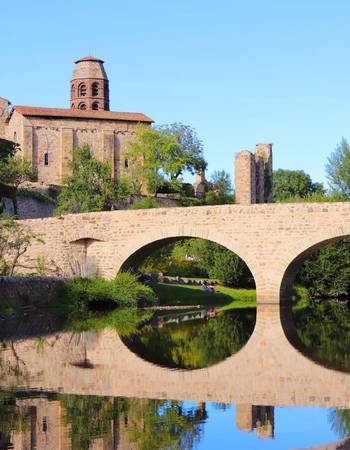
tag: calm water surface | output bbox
[0,301,349,449]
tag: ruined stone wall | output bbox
[0,277,62,306]
[0,98,10,137]
[235,143,273,205]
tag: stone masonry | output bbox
[235,144,273,204]
[13,201,350,304]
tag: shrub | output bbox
[57,273,157,313]
[130,197,159,209]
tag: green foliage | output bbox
[123,310,255,369]
[55,146,129,215]
[273,169,324,201]
[297,239,350,298]
[329,408,350,438]
[0,155,37,188]
[127,124,207,196]
[60,394,114,450]
[0,139,18,161]
[56,273,157,314]
[156,122,207,173]
[0,214,42,275]
[293,301,350,371]
[326,138,350,197]
[139,238,253,287]
[203,190,234,205]
[210,170,233,196]
[0,390,30,438]
[65,308,153,336]
[130,197,159,209]
[279,191,346,203]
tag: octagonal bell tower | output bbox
[70,56,110,111]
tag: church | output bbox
[0,56,153,185]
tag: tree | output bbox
[126,124,207,196]
[0,155,37,187]
[326,138,350,197]
[55,146,128,215]
[273,169,324,201]
[0,138,18,161]
[0,214,41,275]
[210,170,232,196]
[156,123,207,176]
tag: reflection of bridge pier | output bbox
[236,404,274,439]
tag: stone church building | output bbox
[0,56,153,185]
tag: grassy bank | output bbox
[150,282,256,311]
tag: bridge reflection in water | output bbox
[1,303,350,449]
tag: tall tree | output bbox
[326,138,350,197]
[273,169,324,201]
[55,146,128,215]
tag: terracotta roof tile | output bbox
[12,106,154,123]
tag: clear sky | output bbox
[2,0,350,186]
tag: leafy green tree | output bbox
[156,123,207,176]
[326,138,350,197]
[130,197,159,209]
[127,125,207,196]
[0,155,37,188]
[55,146,129,215]
[0,139,18,161]
[297,239,350,298]
[210,170,232,196]
[273,169,324,201]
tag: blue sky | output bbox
[2,0,350,186]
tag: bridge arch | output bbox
[112,231,259,288]
[280,229,350,302]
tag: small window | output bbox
[42,417,47,432]
[79,83,87,97]
[13,131,17,142]
[92,82,99,97]
[78,103,87,110]
[71,84,75,96]
[44,153,49,165]
[124,158,129,169]
[71,103,75,108]
[92,102,99,110]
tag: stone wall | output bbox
[5,112,144,185]
[0,276,61,306]
[3,195,55,219]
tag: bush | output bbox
[130,197,159,209]
[57,273,157,313]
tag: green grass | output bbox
[149,282,256,311]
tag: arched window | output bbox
[92,82,99,97]
[78,83,87,97]
[78,103,87,110]
[13,131,17,142]
[71,84,75,96]
[44,153,49,166]
[124,158,129,169]
[92,102,99,110]
[71,103,75,108]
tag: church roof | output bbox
[12,106,154,123]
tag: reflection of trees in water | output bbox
[329,409,350,439]
[122,310,256,369]
[293,302,350,371]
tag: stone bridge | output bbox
[1,305,350,408]
[19,201,350,303]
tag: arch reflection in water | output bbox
[121,308,256,369]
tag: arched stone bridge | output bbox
[1,305,350,408]
[20,202,350,303]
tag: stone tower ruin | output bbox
[235,143,273,204]
[70,56,110,111]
